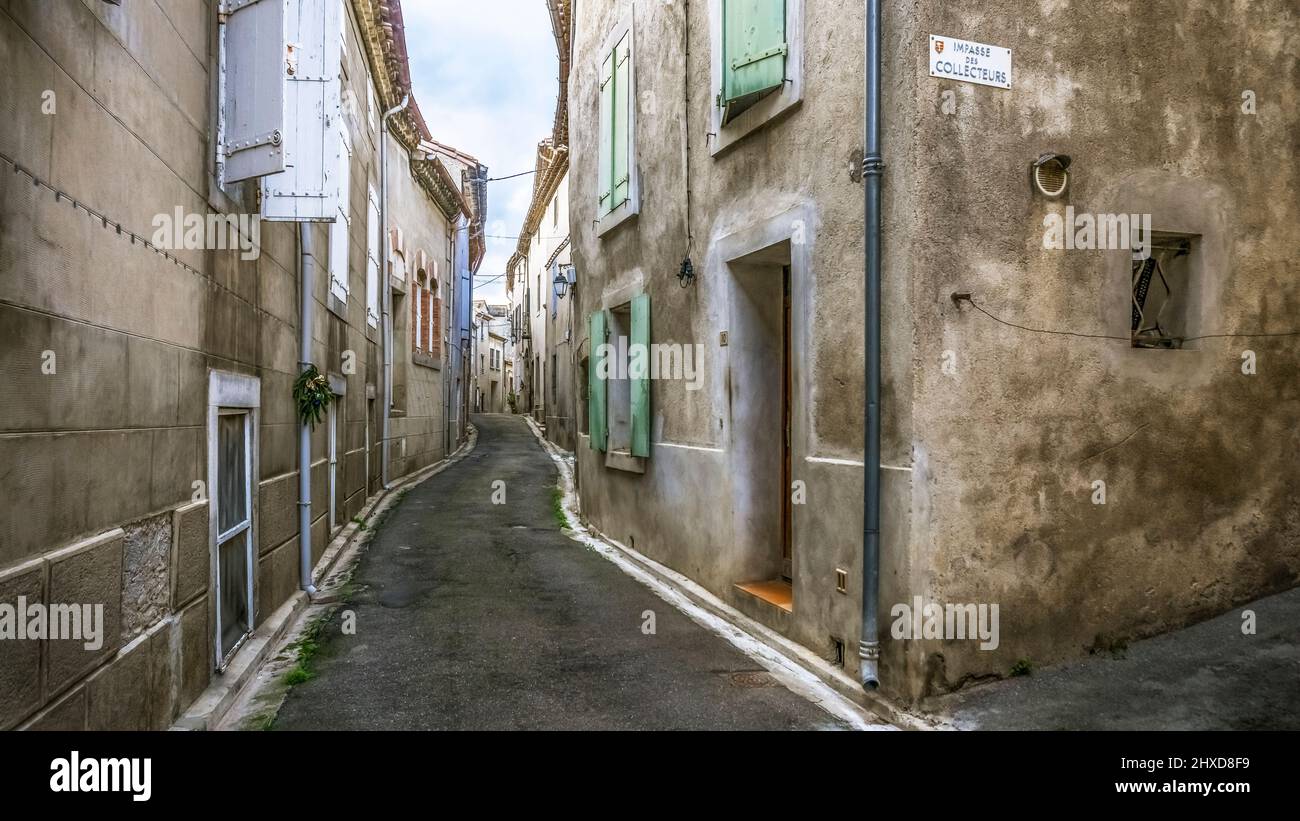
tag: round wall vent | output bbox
[1032,153,1071,198]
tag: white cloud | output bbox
[402,0,559,305]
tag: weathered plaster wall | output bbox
[906,0,1300,698]
[570,0,912,688]
[571,0,1296,703]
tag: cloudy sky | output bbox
[400,0,559,307]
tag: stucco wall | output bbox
[570,0,893,688]
[906,0,1300,697]
[570,0,1298,702]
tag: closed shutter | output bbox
[630,294,651,458]
[432,295,442,359]
[423,290,433,354]
[412,284,422,351]
[721,0,787,124]
[598,50,614,215]
[259,0,344,220]
[327,125,352,304]
[366,186,381,327]
[611,33,631,210]
[588,311,608,452]
[222,0,286,182]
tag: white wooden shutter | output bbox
[366,185,381,327]
[328,123,351,303]
[222,0,287,182]
[367,81,377,135]
[258,0,343,220]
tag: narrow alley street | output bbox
[269,415,855,731]
[1,0,1296,799]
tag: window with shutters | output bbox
[710,0,804,154]
[595,17,639,237]
[588,293,651,472]
[222,0,343,220]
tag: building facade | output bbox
[508,0,573,434]
[0,0,482,729]
[472,299,510,413]
[568,0,1299,702]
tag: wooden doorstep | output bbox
[735,579,793,614]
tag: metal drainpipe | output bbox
[860,0,883,690]
[298,223,318,595]
[379,94,410,489]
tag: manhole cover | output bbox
[725,671,778,688]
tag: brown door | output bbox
[781,265,793,581]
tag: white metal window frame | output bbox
[206,369,261,672]
[708,0,805,156]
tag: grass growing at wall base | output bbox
[551,486,567,529]
[283,612,332,687]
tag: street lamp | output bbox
[552,263,574,299]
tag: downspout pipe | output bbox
[379,94,410,489]
[298,223,318,595]
[860,0,883,690]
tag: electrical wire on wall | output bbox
[954,292,1300,344]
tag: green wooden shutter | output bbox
[598,50,614,216]
[589,311,608,452]
[611,33,631,210]
[630,294,650,458]
[722,0,787,124]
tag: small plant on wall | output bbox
[293,365,335,429]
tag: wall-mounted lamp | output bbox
[677,256,695,288]
[552,263,575,299]
[1031,153,1071,198]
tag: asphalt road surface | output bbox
[272,414,851,730]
